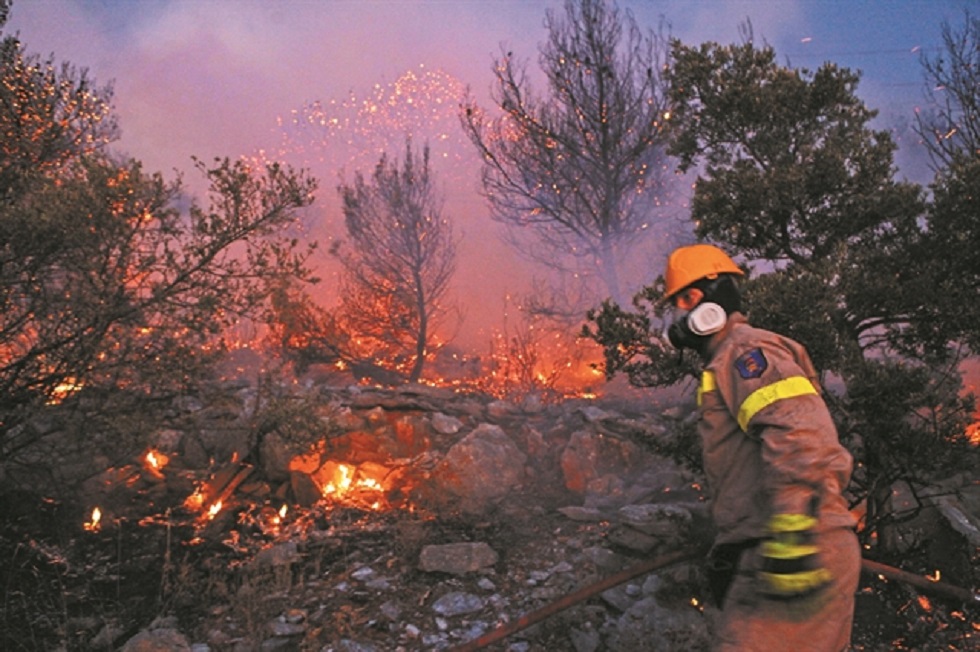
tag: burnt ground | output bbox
[0,383,978,651]
[2,482,977,651]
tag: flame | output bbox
[184,489,205,511]
[966,421,980,446]
[83,507,102,532]
[145,449,168,470]
[318,462,387,509]
[48,378,83,405]
[279,504,288,519]
[207,500,223,520]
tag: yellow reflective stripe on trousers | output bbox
[697,371,716,407]
[737,376,818,431]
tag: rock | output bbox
[259,432,293,482]
[579,545,625,573]
[569,625,601,652]
[605,595,709,652]
[252,541,300,569]
[120,628,191,652]
[600,584,636,612]
[432,412,463,435]
[487,400,516,419]
[419,542,499,574]
[434,424,526,510]
[607,525,659,553]
[431,591,486,616]
[933,495,980,547]
[557,505,607,522]
[91,621,126,649]
[560,430,640,494]
[289,470,322,506]
[617,503,693,539]
[335,640,380,652]
[266,619,305,638]
[577,405,612,423]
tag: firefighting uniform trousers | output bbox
[711,526,861,652]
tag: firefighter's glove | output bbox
[758,514,832,600]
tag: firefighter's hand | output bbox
[758,514,832,599]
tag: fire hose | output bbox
[447,548,979,652]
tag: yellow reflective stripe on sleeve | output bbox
[768,513,818,533]
[737,376,818,431]
[697,371,716,407]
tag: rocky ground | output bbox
[1,377,978,651]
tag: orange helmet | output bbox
[663,244,744,301]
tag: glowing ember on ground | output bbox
[145,449,168,470]
[83,507,102,532]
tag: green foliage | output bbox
[584,32,979,545]
[844,359,976,488]
[742,263,857,374]
[581,286,695,388]
[914,156,980,353]
[668,39,925,267]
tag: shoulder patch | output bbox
[734,348,768,379]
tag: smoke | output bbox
[5,0,964,350]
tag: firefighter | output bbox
[662,244,860,652]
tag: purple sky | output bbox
[4,0,970,350]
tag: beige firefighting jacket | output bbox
[697,314,856,545]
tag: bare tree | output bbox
[913,9,980,352]
[914,9,979,170]
[461,0,673,306]
[335,140,457,383]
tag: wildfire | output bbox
[83,507,102,532]
[320,462,385,508]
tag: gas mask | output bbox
[664,275,743,356]
[666,301,728,355]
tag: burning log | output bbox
[181,462,254,529]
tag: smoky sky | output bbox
[5,0,970,348]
